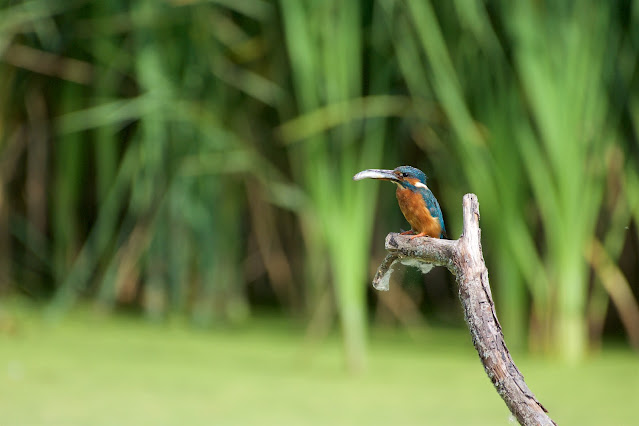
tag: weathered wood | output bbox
[373,193,555,426]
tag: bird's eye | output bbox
[401,172,408,178]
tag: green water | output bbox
[0,307,637,425]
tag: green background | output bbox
[1,0,638,424]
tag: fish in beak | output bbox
[352,169,400,183]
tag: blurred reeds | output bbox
[0,0,638,365]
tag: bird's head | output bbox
[353,165,429,192]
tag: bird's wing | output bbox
[421,189,446,237]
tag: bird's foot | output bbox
[400,230,415,236]
[408,232,428,240]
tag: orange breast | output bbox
[396,187,441,237]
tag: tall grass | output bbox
[379,0,543,349]
[380,0,638,360]
[509,2,612,359]
[0,0,637,365]
[279,0,392,370]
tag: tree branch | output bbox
[372,193,555,426]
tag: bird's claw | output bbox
[408,232,428,240]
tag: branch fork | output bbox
[372,193,555,426]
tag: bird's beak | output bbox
[352,169,400,183]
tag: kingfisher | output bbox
[353,165,446,239]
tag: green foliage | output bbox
[378,0,639,359]
[0,0,638,364]
[278,0,391,370]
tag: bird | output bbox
[353,165,446,239]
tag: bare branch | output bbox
[372,194,556,426]
[372,253,400,291]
